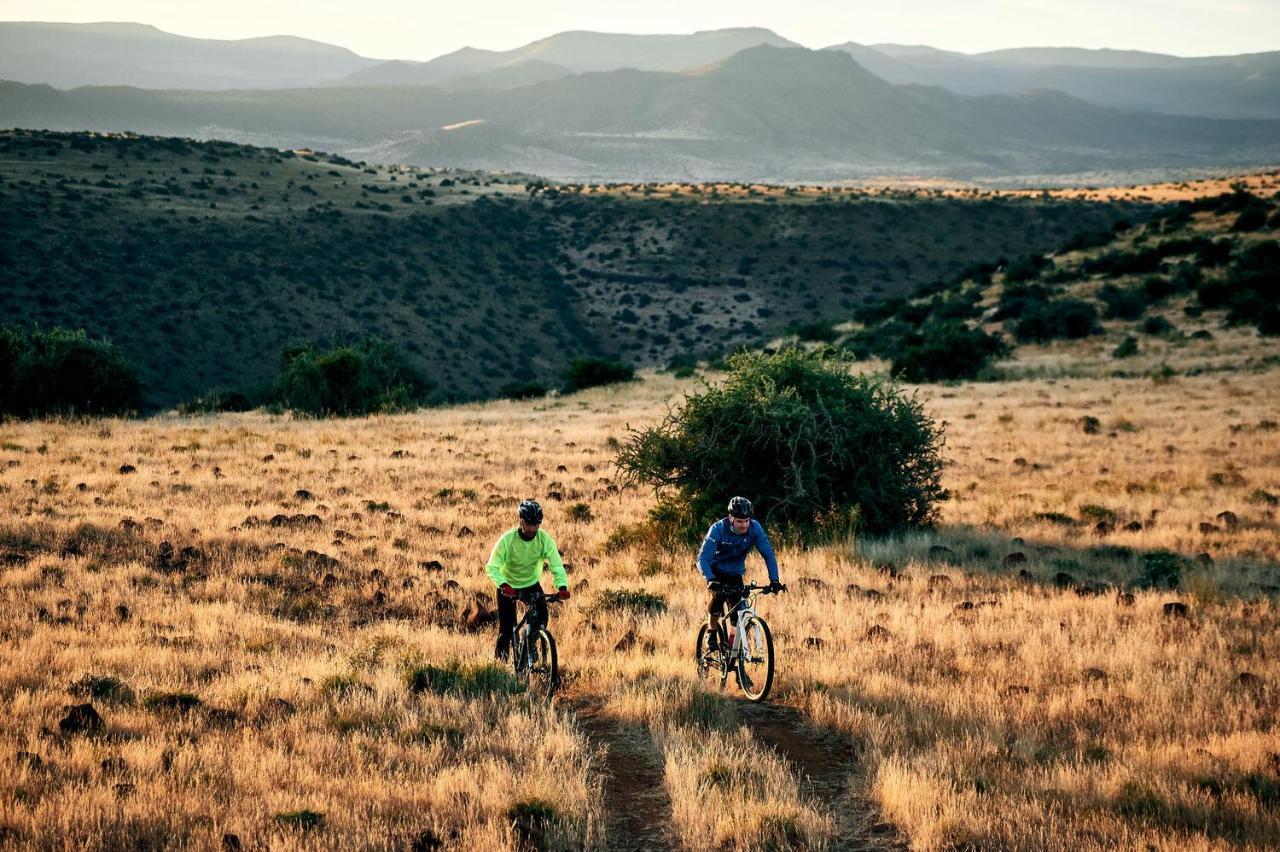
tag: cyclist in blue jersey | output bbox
[697,496,784,650]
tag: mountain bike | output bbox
[694,582,785,701]
[510,588,562,698]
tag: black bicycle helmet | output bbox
[727,496,753,519]
[518,499,544,524]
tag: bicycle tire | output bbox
[735,615,774,701]
[527,628,558,698]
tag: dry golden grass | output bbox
[2,360,1278,849]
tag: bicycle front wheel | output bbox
[735,615,774,701]
[526,628,559,698]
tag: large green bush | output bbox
[0,326,142,417]
[615,348,946,537]
[890,321,1009,382]
[274,338,430,416]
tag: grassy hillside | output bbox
[0,130,1153,406]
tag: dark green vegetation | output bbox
[0,131,1151,407]
[274,338,430,416]
[562,357,634,392]
[847,185,1280,377]
[0,326,142,416]
[616,348,946,537]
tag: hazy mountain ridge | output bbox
[3,45,1277,182]
[0,21,378,90]
[826,42,1280,119]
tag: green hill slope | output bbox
[0,130,1157,406]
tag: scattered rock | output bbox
[222,834,242,851]
[1236,672,1263,689]
[460,598,496,632]
[1195,552,1214,568]
[1162,601,1189,618]
[1054,572,1076,589]
[876,563,898,579]
[58,703,104,736]
[270,513,323,529]
[614,633,637,652]
[804,636,825,649]
[927,574,951,590]
[390,450,414,459]
[1116,592,1135,607]
[1083,667,1108,683]
[294,490,313,501]
[14,751,43,770]
[1001,684,1031,697]
[254,698,296,726]
[456,527,475,539]
[1003,552,1027,567]
[410,830,442,852]
[419,560,445,572]
[1078,416,1101,435]
[862,589,884,602]
[1074,582,1109,597]
[1093,521,1115,536]
[118,464,136,475]
[864,625,892,642]
[954,601,975,612]
[114,782,135,797]
[1018,569,1034,581]
[927,545,955,562]
[205,708,241,728]
[796,577,826,590]
[1124,521,1143,532]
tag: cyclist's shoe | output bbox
[706,631,719,652]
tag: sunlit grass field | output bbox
[2,363,1278,850]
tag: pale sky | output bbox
[1,0,1274,60]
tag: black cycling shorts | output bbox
[707,575,745,616]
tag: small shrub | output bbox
[1004,254,1050,283]
[790,320,838,342]
[1112,336,1139,359]
[1140,316,1176,336]
[275,811,325,830]
[142,692,203,713]
[562,357,634,392]
[1098,284,1148,320]
[499,381,548,400]
[401,661,523,697]
[1231,204,1270,233]
[1013,299,1101,343]
[566,502,593,523]
[594,588,668,615]
[68,674,135,704]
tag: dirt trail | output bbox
[565,695,674,852]
[737,700,905,852]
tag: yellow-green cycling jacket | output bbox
[485,527,569,590]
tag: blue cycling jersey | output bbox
[696,518,779,583]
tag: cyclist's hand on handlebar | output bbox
[499,583,516,598]
[768,581,787,594]
[556,586,571,600]
[707,580,722,593]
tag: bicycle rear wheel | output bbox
[735,615,774,701]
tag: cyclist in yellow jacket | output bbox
[485,499,570,661]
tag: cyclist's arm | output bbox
[542,532,570,588]
[752,522,780,583]
[485,535,509,586]
[696,524,720,581]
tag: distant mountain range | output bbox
[0,22,378,89]
[3,43,1277,182]
[4,22,1278,119]
[0,22,1277,181]
[827,42,1280,120]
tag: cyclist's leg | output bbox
[495,586,517,661]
